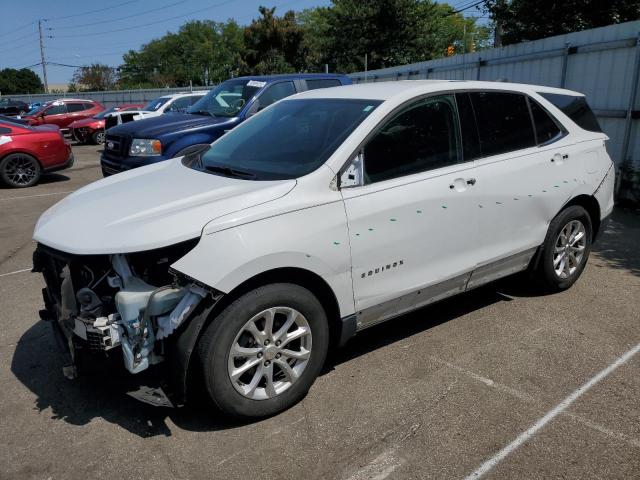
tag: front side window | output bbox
[469,92,536,157]
[255,81,296,109]
[45,104,67,116]
[188,98,381,180]
[363,95,461,184]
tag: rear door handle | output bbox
[466,178,476,186]
[551,153,569,163]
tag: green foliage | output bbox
[486,0,640,45]
[300,1,490,72]
[110,2,490,87]
[0,68,43,95]
[242,6,306,74]
[119,20,244,88]
[71,63,118,91]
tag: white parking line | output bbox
[0,268,31,277]
[463,342,640,479]
[0,191,73,202]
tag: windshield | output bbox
[26,103,49,116]
[143,97,170,111]
[188,79,264,118]
[93,107,118,119]
[186,98,381,180]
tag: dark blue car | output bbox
[101,73,352,176]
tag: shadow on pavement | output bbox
[11,284,510,438]
[592,207,640,277]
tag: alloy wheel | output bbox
[553,219,586,279]
[3,155,38,186]
[227,307,312,400]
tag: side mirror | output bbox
[339,151,364,188]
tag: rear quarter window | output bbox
[538,93,602,133]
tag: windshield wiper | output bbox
[190,110,214,117]
[205,165,256,179]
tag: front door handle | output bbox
[466,178,476,186]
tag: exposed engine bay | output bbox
[33,239,216,382]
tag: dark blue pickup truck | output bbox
[101,73,352,176]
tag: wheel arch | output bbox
[562,194,601,240]
[167,266,347,405]
[1,148,42,165]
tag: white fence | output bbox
[349,21,640,202]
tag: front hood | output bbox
[69,118,102,129]
[107,113,235,138]
[34,158,296,255]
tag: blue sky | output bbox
[0,0,332,85]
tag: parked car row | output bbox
[31,77,614,419]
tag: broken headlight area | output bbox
[33,238,215,379]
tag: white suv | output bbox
[33,81,614,418]
[106,91,207,127]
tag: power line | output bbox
[44,0,144,22]
[51,0,192,30]
[52,0,237,38]
[0,21,35,40]
[451,0,487,14]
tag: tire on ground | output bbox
[533,205,593,292]
[197,283,329,418]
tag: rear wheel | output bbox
[91,130,105,145]
[533,205,592,291]
[197,283,329,418]
[0,153,41,188]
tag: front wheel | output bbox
[197,283,329,418]
[533,205,592,292]
[92,130,105,145]
[0,153,41,188]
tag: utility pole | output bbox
[38,19,49,93]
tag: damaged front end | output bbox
[32,239,220,403]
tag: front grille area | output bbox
[103,134,129,158]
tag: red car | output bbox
[21,99,104,134]
[0,118,73,188]
[68,103,143,144]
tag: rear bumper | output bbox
[43,149,74,173]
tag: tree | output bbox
[0,68,43,94]
[242,6,306,75]
[119,20,244,88]
[299,1,490,73]
[71,63,118,91]
[486,0,640,45]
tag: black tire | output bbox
[0,153,41,188]
[91,130,105,145]
[174,144,210,158]
[533,205,592,292]
[197,283,329,418]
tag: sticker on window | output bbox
[247,80,267,88]
[363,105,374,112]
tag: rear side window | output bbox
[67,103,86,112]
[538,93,601,132]
[364,94,461,183]
[528,97,564,144]
[469,92,536,157]
[305,79,341,90]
